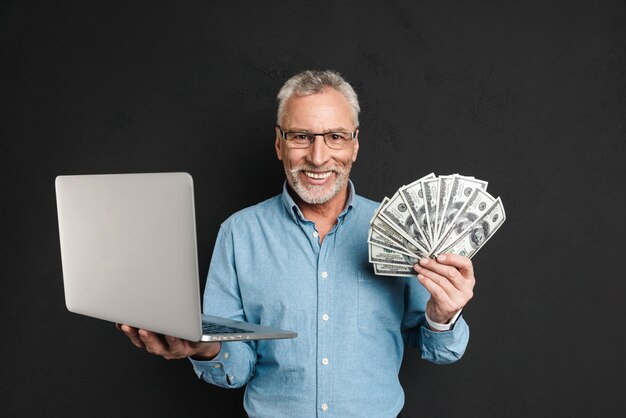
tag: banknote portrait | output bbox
[470,221,490,249]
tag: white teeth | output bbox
[304,171,332,179]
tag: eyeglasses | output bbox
[276,125,358,149]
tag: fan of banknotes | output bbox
[369,173,506,277]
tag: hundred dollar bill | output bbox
[373,262,416,277]
[370,197,390,224]
[399,173,436,248]
[368,228,420,257]
[430,187,496,255]
[371,214,426,257]
[435,175,488,245]
[433,175,455,242]
[435,197,506,258]
[421,177,439,244]
[368,243,420,267]
[379,189,430,255]
[370,197,418,253]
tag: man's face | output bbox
[275,87,359,205]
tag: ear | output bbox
[275,126,283,161]
[351,133,360,163]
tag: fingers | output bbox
[416,256,474,289]
[414,255,476,322]
[164,335,191,359]
[118,324,209,360]
[414,257,464,291]
[436,253,474,277]
[119,324,145,349]
[416,274,456,310]
[415,262,461,295]
[138,330,176,358]
[140,332,203,360]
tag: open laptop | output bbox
[55,172,296,342]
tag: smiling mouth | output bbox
[303,171,333,180]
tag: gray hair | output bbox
[276,70,360,127]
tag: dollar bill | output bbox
[370,197,389,224]
[430,187,496,255]
[373,262,416,277]
[371,197,423,255]
[435,197,506,258]
[368,243,420,267]
[378,190,429,254]
[399,173,436,248]
[368,228,420,257]
[433,175,455,242]
[421,177,439,244]
[435,175,488,245]
[371,215,427,257]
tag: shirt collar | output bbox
[281,180,356,223]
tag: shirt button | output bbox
[321,271,328,279]
[321,403,328,411]
[322,314,329,321]
[223,352,229,359]
[322,358,329,365]
[312,231,319,238]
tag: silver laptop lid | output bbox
[56,172,204,341]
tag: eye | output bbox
[328,133,349,141]
[287,133,311,141]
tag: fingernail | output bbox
[420,258,429,265]
[437,254,446,261]
[417,274,425,280]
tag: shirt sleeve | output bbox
[402,278,470,364]
[188,223,257,388]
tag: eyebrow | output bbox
[286,127,352,132]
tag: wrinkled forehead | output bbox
[282,88,356,131]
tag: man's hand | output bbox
[116,324,221,360]
[413,253,475,327]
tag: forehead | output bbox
[283,87,354,130]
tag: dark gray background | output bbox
[1,1,624,417]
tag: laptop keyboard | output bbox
[202,322,253,335]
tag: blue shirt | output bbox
[189,181,469,417]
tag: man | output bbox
[120,70,475,417]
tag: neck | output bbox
[288,182,350,229]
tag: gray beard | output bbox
[286,166,347,205]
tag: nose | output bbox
[308,135,331,167]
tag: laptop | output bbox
[55,172,297,342]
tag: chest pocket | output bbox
[357,271,405,334]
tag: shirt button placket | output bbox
[318,239,331,417]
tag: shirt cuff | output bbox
[188,345,229,383]
[188,341,254,388]
[425,309,463,331]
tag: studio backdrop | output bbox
[1,1,624,417]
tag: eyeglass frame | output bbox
[276,125,359,149]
